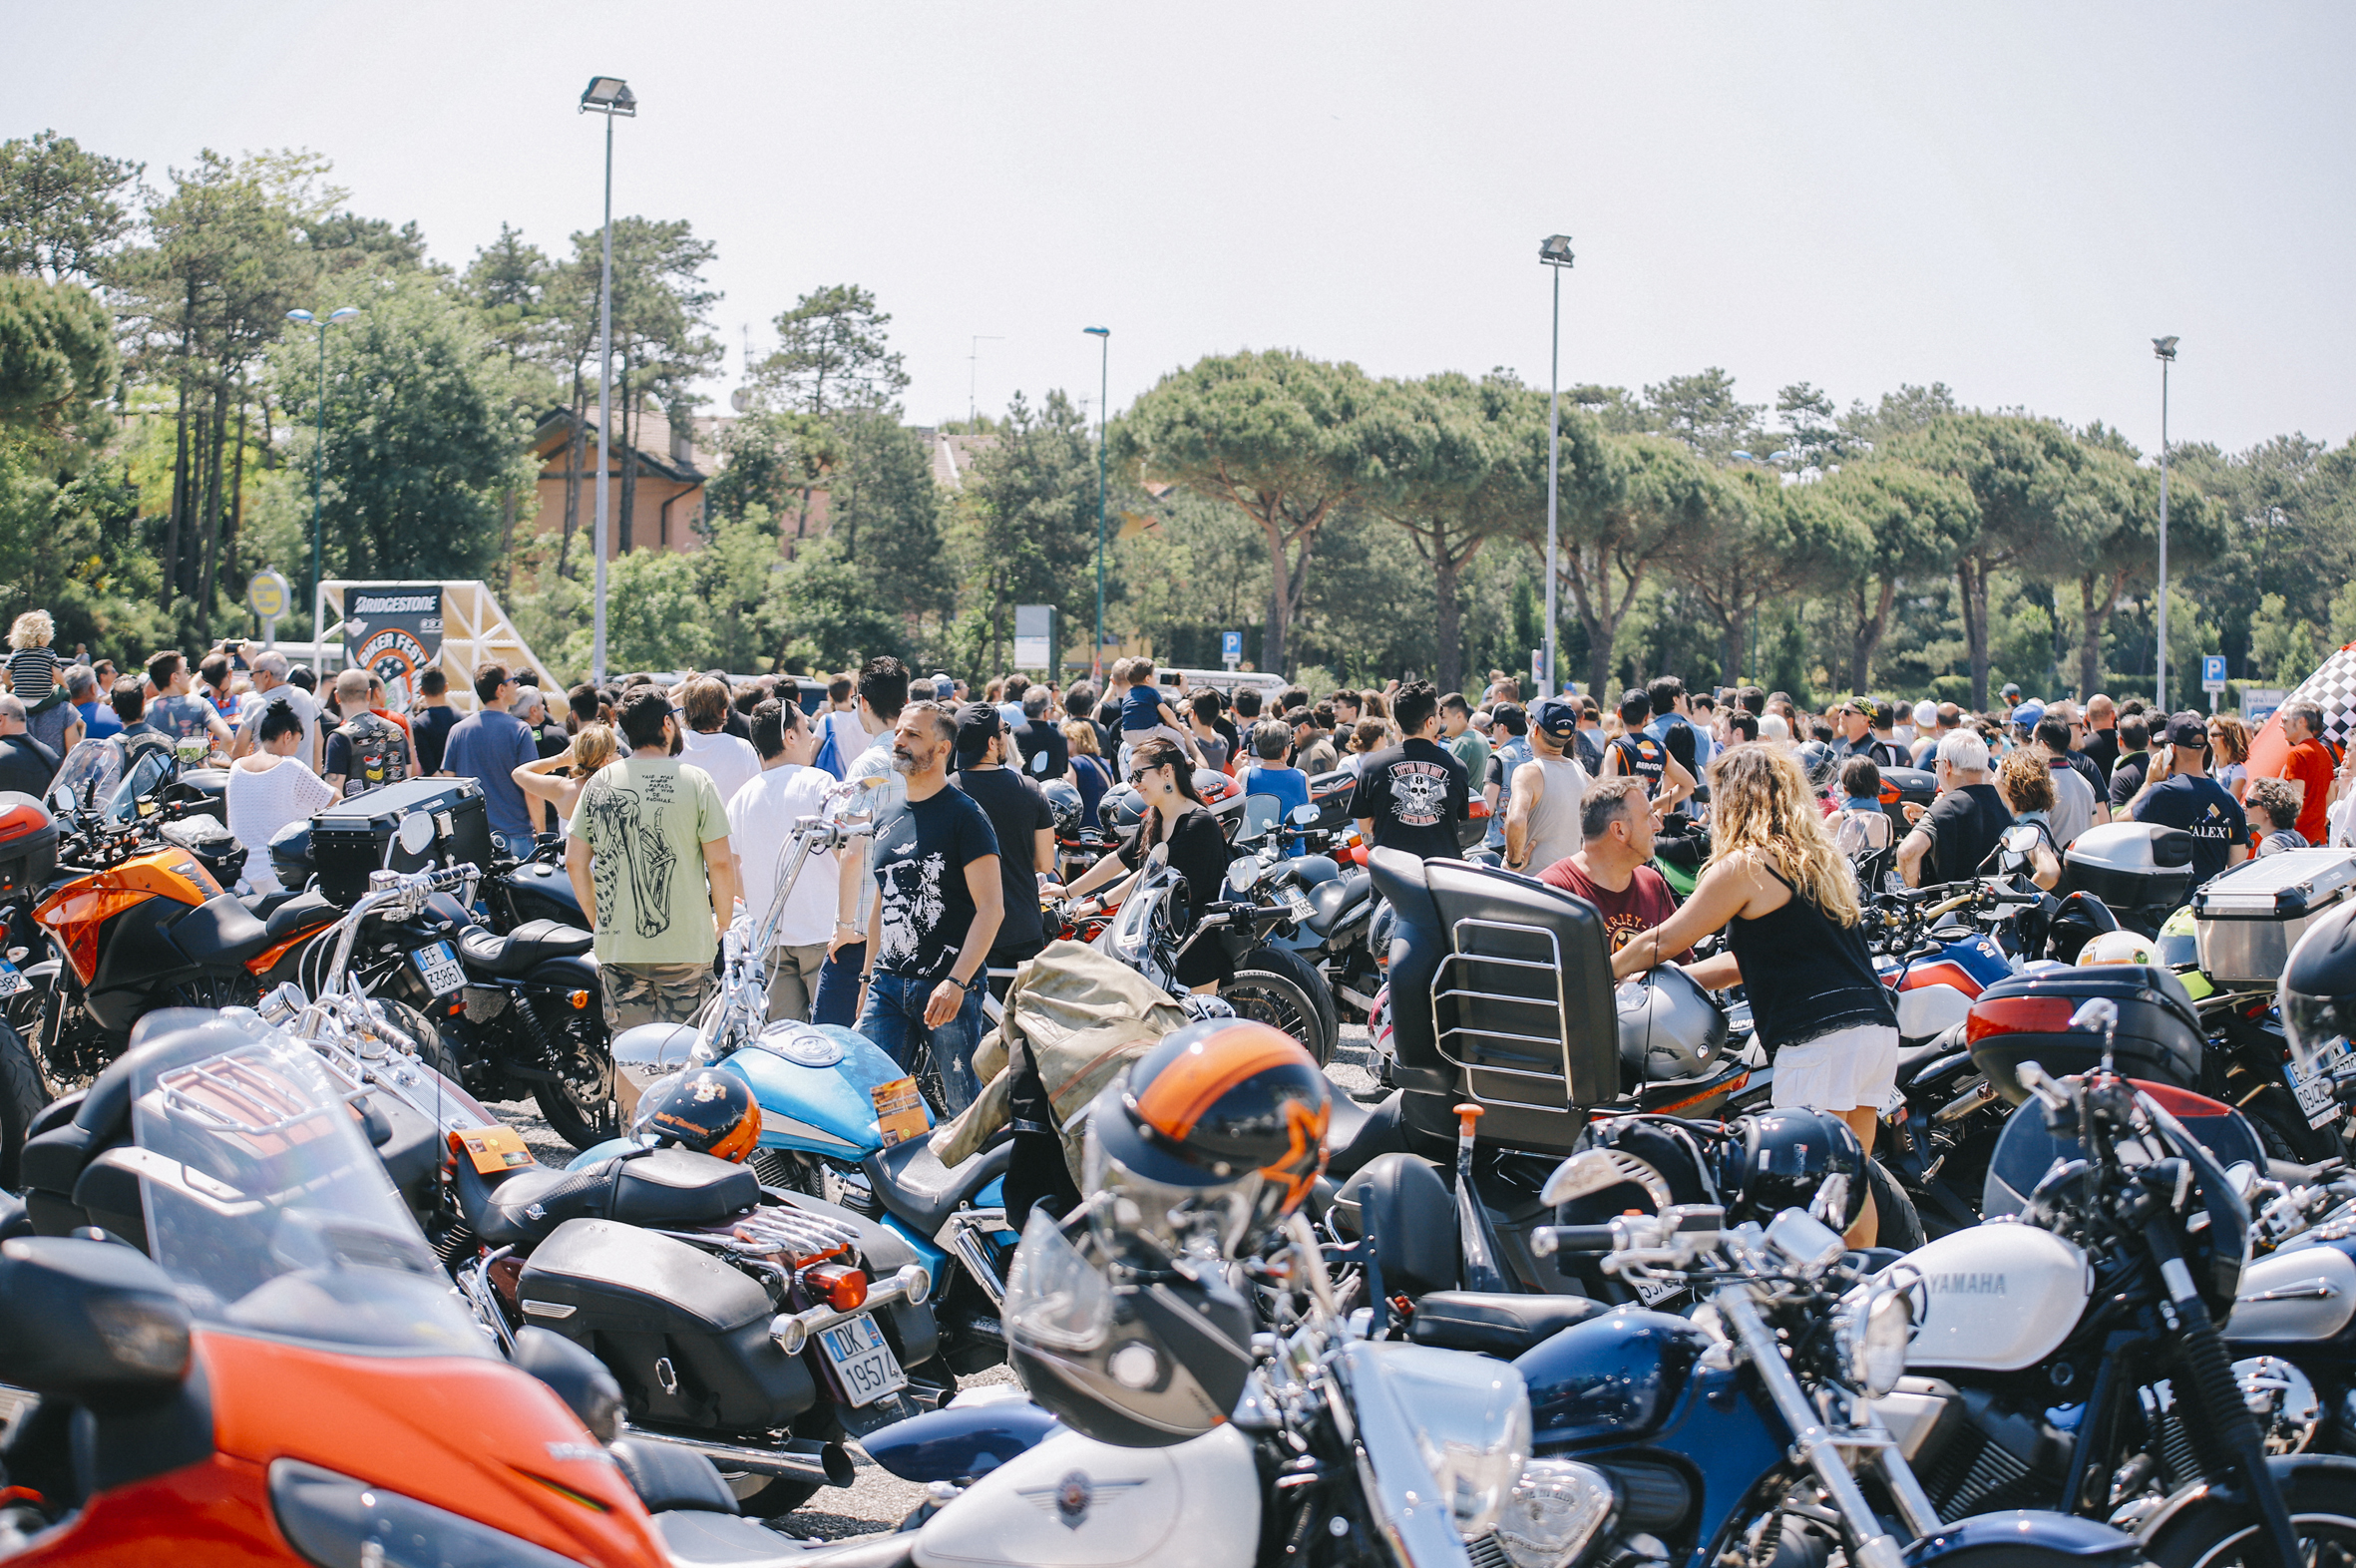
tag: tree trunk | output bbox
[224,387,248,603]
[497,491,518,592]
[196,382,228,642]
[1432,551,1464,696]
[163,363,192,611]
[1260,519,1292,675]
[617,367,637,555]
[1958,555,1991,709]
[559,369,586,579]
[2076,574,2125,700]
[1721,604,1747,698]
[1850,577,1898,695]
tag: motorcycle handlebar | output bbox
[1530,1224,1622,1258]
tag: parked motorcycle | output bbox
[0,1017,671,1566]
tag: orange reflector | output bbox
[807,1263,868,1313]
[569,990,590,1009]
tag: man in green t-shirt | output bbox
[1442,691,1488,788]
[566,687,738,1108]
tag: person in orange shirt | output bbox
[2275,700,2339,846]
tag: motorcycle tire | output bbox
[0,1018,48,1190]
[1864,1155,1926,1252]
[529,1007,620,1152]
[373,998,465,1086]
[1220,967,1334,1066]
[1239,946,1340,1065]
[2140,1453,2356,1568]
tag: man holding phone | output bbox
[2127,711,2248,885]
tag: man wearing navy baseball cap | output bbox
[2126,711,2249,885]
[1502,696,1593,875]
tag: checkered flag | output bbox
[2284,641,2356,751]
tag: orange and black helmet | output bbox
[631,1067,762,1164]
[1083,1018,1331,1257]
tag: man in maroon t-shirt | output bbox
[1539,776,1742,987]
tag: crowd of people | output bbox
[13,595,2354,1242]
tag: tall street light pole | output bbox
[1085,326,1109,681]
[2153,336,2177,714]
[581,76,636,687]
[1538,235,1574,697]
[285,305,359,639]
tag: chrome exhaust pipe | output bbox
[618,1426,856,1488]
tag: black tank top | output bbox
[1611,734,1667,797]
[1726,867,1897,1050]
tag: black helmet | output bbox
[1716,1107,1865,1229]
[1002,1211,1258,1448]
[2283,900,2356,1076]
[1103,784,1149,849]
[1040,777,1084,841]
[1084,1018,1332,1260]
[630,1067,762,1164]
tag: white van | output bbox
[1153,666,1287,701]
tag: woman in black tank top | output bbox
[1605,742,1897,1246]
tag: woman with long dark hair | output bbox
[1046,736,1234,992]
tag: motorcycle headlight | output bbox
[270,1458,586,1568]
[1493,1459,1617,1568]
[1834,1283,1915,1398]
[1392,1351,1531,1538]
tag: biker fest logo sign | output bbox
[341,584,444,712]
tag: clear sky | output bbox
[16,2,2353,456]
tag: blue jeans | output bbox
[855,971,986,1115]
[810,943,864,1026]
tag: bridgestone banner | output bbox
[342,584,445,712]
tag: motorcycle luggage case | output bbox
[518,1217,819,1431]
[1964,964,2204,1106]
[309,776,495,905]
[2191,848,2356,987]
[0,793,58,900]
[2062,822,2195,915]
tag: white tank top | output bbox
[1516,752,1591,873]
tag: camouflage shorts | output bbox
[600,961,714,1035]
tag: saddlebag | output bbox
[310,777,497,905]
[1964,964,2204,1106]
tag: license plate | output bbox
[816,1312,907,1407]
[1285,888,1315,923]
[412,940,467,998]
[1632,1276,1687,1308]
[0,961,25,998]
[2287,1041,2353,1130]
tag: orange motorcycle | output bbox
[0,1013,670,1566]
[13,753,338,1091]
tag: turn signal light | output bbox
[1962,994,2077,1044]
[806,1263,868,1313]
[569,990,590,1009]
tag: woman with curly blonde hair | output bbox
[1610,742,1898,1244]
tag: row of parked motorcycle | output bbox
[9,744,2356,1567]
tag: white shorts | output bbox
[1769,1024,1900,1115]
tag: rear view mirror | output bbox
[0,1237,191,1398]
[395,812,437,857]
[1290,803,1322,826]
[2002,823,2041,855]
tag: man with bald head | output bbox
[0,693,63,796]
[321,668,413,799]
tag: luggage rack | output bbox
[1430,915,1578,1113]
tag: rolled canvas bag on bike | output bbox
[932,940,1189,1177]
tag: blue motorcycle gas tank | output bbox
[1516,1306,1782,1551]
[721,1021,932,1161]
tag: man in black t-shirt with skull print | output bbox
[1350,680,1469,862]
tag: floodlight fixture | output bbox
[2153,336,2178,360]
[581,77,636,116]
[1539,234,1575,267]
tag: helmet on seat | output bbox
[630,1067,762,1163]
[1040,777,1084,841]
[1084,1017,1332,1260]
[2079,930,2159,969]
[1614,966,1730,1080]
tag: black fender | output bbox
[522,953,601,994]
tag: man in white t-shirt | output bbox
[677,675,762,806]
[814,657,912,1026]
[230,650,322,768]
[730,699,838,1021]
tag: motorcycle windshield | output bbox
[132,1026,490,1358]
[104,747,173,827]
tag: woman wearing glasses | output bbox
[2208,713,2252,804]
[1042,736,1234,993]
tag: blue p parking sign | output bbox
[2201,654,2227,693]
[1221,630,1243,668]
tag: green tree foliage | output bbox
[1546,429,1719,699]
[965,390,1099,673]
[268,270,537,584]
[1117,350,1382,673]
[758,284,908,417]
[0,276,114,427]
[1667,468,1861,688]
[0,130,141,285]
[828,409,955,629]
[1644,367,1763,462]
[1361,372,1511,693]
[1816,463,1977,692]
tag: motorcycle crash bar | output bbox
[769,1264,931,1356]
[617,1427,857,1487]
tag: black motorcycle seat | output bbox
[263,888,339,943]
[1306,871,1371,937]
[1408,1291,1611,1358]
[456,1145,762,1250]
[457,919,595,977]
[1336,1152,1458,1299]
[656,1510,913,1568]
[170,894,272,967]
[867,1135,1013,1239]
[1896,1022,1967,1075]
[1324,1088,1407,1182]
